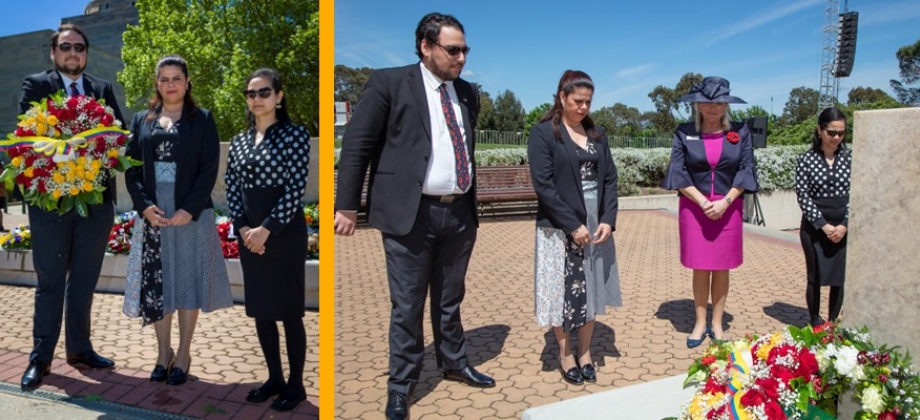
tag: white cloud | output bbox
[859,0,920,26]
[617,64,656,79]
[707,0,823,46]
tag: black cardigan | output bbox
[124,107,220,221]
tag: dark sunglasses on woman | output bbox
[243,87,273,99]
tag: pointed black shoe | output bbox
[246,382,285,403]
[21,360,51,392]
[270,392,307,412]
[165,361,191,386]
[385,391,409,420]
[560,366,584,385]
[442,366,496,388]
[66,351,115,369]
[150,349,175,382]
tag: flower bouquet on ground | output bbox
[304,202,318,259]
[215,215,239,259]
[0,225,31,250]
[107,211,137,255]
[0,91,139,216]
[676,322,920,420]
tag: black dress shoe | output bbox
[166,365,190,385]
[578,363,597,383]
[270,393,307,412]
[150,349,175,382]
[21,361,51,392]
[385,391,409,420]
[442,366,496,388]
[245,382,285,403]
[66,351,115,369]
[560,366,584,385]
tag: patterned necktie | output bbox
[438,83,471,191]
[70,82,80,97]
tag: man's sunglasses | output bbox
[432,40,470,57]
[824,129,846,138]
[243,87,273,99]
[57,43,86,53]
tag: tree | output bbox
[524,103,550,133]
[779,86,822,126]
[120,0,319,140]
[335,64,374,106]
[847,86,895,106]
[592,103,642,137]
[890,39,920,106]
[647,72,703,134]
[492,90,525,132]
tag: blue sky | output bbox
[0,2,87,38]
[336,0,920,115]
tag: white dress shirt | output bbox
[419,62,472,195]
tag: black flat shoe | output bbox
[246,382,285,403]
[270,393,306,412]
[385,391,409,420]
[442,366,496,388]
[578,363,597,382]
[150,349,175,382]
[66,351,115,369]
[560,366,584,385]
[166,360,191,386]
[21,360,51,392]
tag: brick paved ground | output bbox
[0,207,320,420]
[335,210,816,420]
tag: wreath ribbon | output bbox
[0,126,129,156]
[727,345,753,420]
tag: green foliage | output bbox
[847,86,896,106]
[592,103,645,137]
[335,64,374,106]
[647,72,702,134]
[120,0,319,141]
[891,38,920,106]
[779,86,824,126]
[477,89,497,130]
[524,103,551,133]
[492,90,526,131]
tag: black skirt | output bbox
[238,186,308,320]
[799,196,848,287]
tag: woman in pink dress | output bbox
[662,76,758,348]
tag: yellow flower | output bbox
[11,157,23,167]
[52,172,65,184]
[24,167,34,178]
[107,149,119,158]
[46,115,58,126]
[36,123,46,135]
[85,170,96,181]
[82,181,93,192]
[66,171,76,182]
[68,186,80,196]
[77,156,86,166]
[90,160,102,171]
[52,189,62,199]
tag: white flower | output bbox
[815,348,833,371]
[833,345,860,377]
[861,385,886,414]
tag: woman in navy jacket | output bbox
[528,70,621,385]
[663,76,758,348]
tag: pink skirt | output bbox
[678,195,743,270]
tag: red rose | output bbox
[812,376,825,393]
[704,377,727,394]
[15,127,34,137]
[726,131,740,144]
[101,113,115,126]
[701,355,717,366]
[740,389,766,407]
[67,96,81,109]
[755,377,780,399]
[36,179,47,193]
[879,411,897,420]
[797,349,819,376]
[108,157,120,168]
[768,344,796,365]
[770,365,795,386]
[763,401,787,420]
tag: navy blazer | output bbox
[335,63,480,236]
[528,120,619,235]
[124,108,220,221]
[663,121,759,196]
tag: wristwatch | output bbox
[725,196,733,205]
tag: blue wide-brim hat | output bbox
[678,76,747,104]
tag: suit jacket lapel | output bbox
[49,71,65,94]
[83,76,96,99]
[559,128,585,205]
[407,65,432,141]
[456,84,474,155]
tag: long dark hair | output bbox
[540,70,600,141]
[244,68,291,128]
[146,54,198,121]
[813,107,847,151]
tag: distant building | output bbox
[0,0,139,135]
[334,101,351,138]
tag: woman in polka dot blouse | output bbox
[225,68,311,412]
[794,107,851,326]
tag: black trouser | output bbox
[255,318,306,397]
[382,193,477,396]
[28,202,114,362]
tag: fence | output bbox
[476,130,671,149]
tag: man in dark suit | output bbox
[19,24,124,392]
[334,12,494,420]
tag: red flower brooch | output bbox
[726,131,740,144]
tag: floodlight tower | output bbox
[818,0,840,110]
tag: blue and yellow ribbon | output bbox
[1,126,128,157]
[727,345,753,420]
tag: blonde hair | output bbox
[693,103,732,132]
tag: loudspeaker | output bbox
[743,117,768,148]
[834,11,858,78]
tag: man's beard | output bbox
[56,61,86,78]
